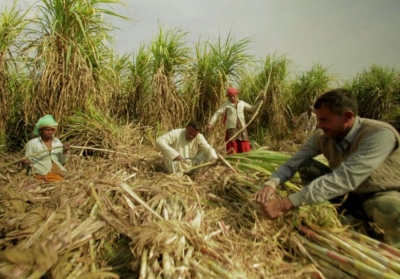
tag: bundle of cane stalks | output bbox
[292,225,400,279]
[0,144,398,279]
[225,149,400,279]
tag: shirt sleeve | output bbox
[54,139,68,164]
[288,128,397,207]
[59,154,68,164]
[155,130,180,160]
[209,104,226,126]
[243,100,261,113]
[268,133,321,185]
[25,140,35,158]
[197,134,218,160]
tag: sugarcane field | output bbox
[1,1,400,279]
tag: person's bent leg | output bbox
[34,172,64,182]
[363,191,400,247]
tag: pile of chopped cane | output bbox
[1,122,399,279]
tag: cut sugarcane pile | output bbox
[0,147,397,279]
[223,149,400,279]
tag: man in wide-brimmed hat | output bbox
[22,115,70,182]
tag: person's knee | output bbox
[363,191,400,246]
[363,191,400,219]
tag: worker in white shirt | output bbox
[296,106,317,140]
[156,120,217,174]
[22,115,70,182]
[207,87,261,154]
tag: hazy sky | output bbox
[2,0,400,80]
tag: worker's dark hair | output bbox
[314,88,358,115]
[186,120,202,131]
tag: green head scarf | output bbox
[33,115,58,136]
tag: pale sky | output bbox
[2,0,400,80]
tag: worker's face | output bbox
[227,93,238,104]
[185,126,199,141]
[315,105,353,138]
[40,126,57,140]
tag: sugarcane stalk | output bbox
[162,252,173,279]
[348,230,400,258]
[174,160,217,175]
[146,267,157,279]
[178,246,194,278]
[118,183,164,221]
[205,259,243,279]
[316,259,356,279]
[291,231,326,273]
[22,212,57,249]
[297,225,349,252]
[2,145,128,168]
[2,146,65,168]
[139,248,148,279]
[310,248,375,279]
[315,228,398,274]
[70,145,129,155]
[296,233,372,278]
[297,233,400,279]
[190,259,218,277]
[342,235,400,274]
[88,201,98,273]
[217,153,238,174]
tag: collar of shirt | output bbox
[333,116,361,154]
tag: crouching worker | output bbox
[156,120,218,174]
[255,89,400,247]
[22,115,70,182]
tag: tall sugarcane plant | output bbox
[135,25,191,132]
[290,63,336,117]
[105,53,134,120]
[240,54,292,141]
[346,65,400,124]
[125,44,152,121]
[21,0,128,130]
[186,33,252,126]
[0,1,30,145]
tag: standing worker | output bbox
[207,87,260,154]
[295,106,317,141]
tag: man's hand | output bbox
[63,143,70,155]
[174,155,183,161]
[21,158,30,165]
[255,181,277,203]
[206,124,213,131]
[260,197,294,219]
